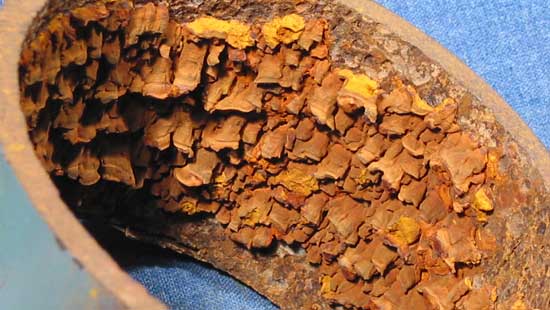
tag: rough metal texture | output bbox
[2,0,548,310]
[116,218,329,309]
[0,1,167,309]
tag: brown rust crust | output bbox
[11,0,550,310]
[114,218,330,310]
[19,2,502,309]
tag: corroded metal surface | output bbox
[0,1,166,309]
[0,0,548,310]
[116,218,329,309]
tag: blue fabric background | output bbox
[123,252,278,310]
[126,1,549,309]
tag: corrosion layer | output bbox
[14,1,550,310]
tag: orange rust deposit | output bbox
[19,2,499,309]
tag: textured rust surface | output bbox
[115,218,329,310]
[18,2,502,308]
[1,0,548,310]
[0,1,166,309]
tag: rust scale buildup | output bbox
[19,2,500,309]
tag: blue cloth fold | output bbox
[127,257,278,310]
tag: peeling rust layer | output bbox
[8,0,550,310]
[18,2,499,309]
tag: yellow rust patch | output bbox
[180,200,198,214]
[214,172,230,186]
[186,16,254,49]
[473,188,493,212]
[271,168,319,196]
[486,149,503,182]
[407,85,434,115]
[511,299,527,310]
[357,169,372,186]
[475,210,489,223]
[242,208,262,226]
[262,14,305,49]
[435,97,456,112]
[390,216,420,245]
[320,275,333,294]
[337,69,380,98]
[464,277,473,289]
